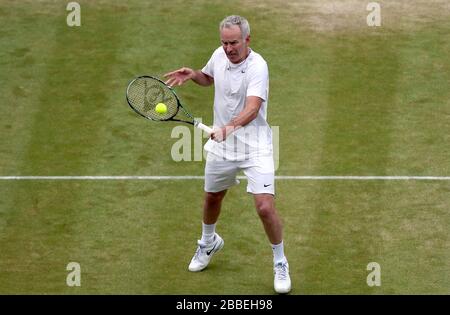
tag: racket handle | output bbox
[195,122,213,134]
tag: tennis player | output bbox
[164,15,291,294]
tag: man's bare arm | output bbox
[211,96,263,142]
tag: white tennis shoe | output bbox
[188,233,224,272]
[274,260,291,294]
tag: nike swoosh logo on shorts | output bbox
[264,184,271,187]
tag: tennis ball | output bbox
[155,103,167,115]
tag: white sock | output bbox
[271,241,286,265]
[201,222,216,244]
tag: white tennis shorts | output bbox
[204,152,275,195]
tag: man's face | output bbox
[220,25,250,64]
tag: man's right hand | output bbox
[164,67,194,87]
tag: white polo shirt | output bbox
[202,47,272,160]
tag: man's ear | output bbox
[245,35,251,45]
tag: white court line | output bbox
[0,176,449,180]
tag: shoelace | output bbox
[193,240,209,260]
[275,263,288,280]
[193,245,205,260]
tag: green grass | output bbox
[0,0,449,294]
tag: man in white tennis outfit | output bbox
[165,15,291,294]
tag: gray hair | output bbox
[219,15,250,39]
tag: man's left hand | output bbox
[210,126,235,142]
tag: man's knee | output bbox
[255,200,274,219]
[205,191,227,204]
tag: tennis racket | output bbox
[126,75,213,134]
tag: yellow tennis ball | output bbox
[155,103,167,114]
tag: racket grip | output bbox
[195,122,213,134]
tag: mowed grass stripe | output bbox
[0,1,60,175]
[376,182,449,294]
[379,21,450,293]
[0,1,130,293]
[279,180,449,294]
[0,1,67,292]
[298,30,400,293]
[387,25,450,175]
[0,1,61,239]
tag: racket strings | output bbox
[127,77,179,121]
